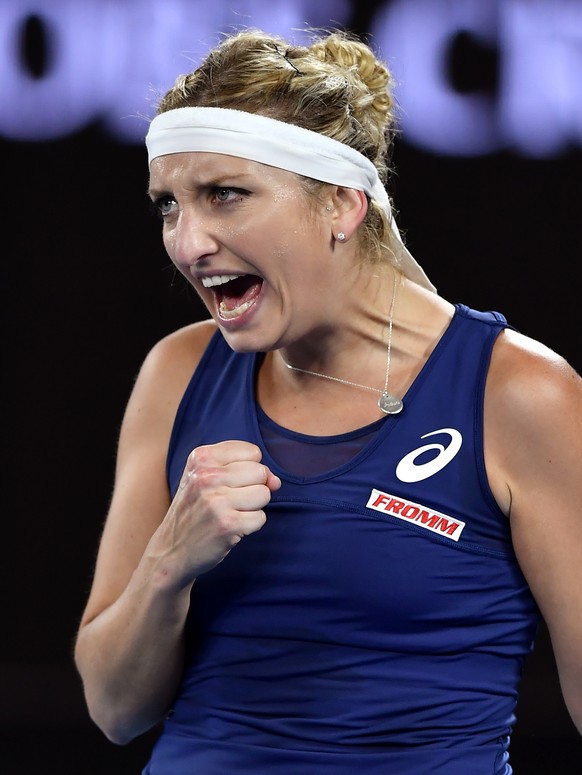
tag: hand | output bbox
[154,441,281,587]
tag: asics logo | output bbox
[396,428,463,483]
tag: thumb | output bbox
[266,469,282,492]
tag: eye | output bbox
[215,187,233,202]
[210,187,247,205]
[150,195,177,219]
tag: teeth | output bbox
[218,298,255,319]
[201,274,241,288]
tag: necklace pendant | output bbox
[379,392,403,415]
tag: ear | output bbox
[327,187,368,243]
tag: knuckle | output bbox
[193,467,219,488]
[188,445,212,468]
[242,442,261,461]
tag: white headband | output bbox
[146,107,435,292]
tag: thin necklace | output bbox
[281,271,403,415]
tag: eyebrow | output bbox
[147,171,255,198]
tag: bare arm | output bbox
[486,330,582,733]
[74,321,281,744]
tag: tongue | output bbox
[220,275,263,311]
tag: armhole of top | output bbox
[165,328,223,485]
[473,320,510,518]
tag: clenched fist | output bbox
[153,440,281,589]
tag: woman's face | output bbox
[148,151,347,352]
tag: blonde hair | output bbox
[157,29,399,264]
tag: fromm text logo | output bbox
[366,489,465,542]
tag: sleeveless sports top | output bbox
[144,304,540,775]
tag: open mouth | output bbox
[201,274,263,320]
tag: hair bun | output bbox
[309,34,393,124]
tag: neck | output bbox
[280,264,401,374]
[272,267,404,418]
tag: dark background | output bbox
[3,0,582,772]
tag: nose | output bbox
[166,207,219,270]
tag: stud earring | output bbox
[337,231,346,242]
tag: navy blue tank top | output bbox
[144,304,540,774]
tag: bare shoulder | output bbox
[487,327,582,431]
[484,327,582,515]
[121,316,218,446]
[138,319,218,394]
[127,319,218,423]
[149,318,217,361]
[487,326,582,475]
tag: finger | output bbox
[191,479,274,517]
[186,441,262,473]
[229,483,275,513]
[185,460,273,491]
[236,509,268,537]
